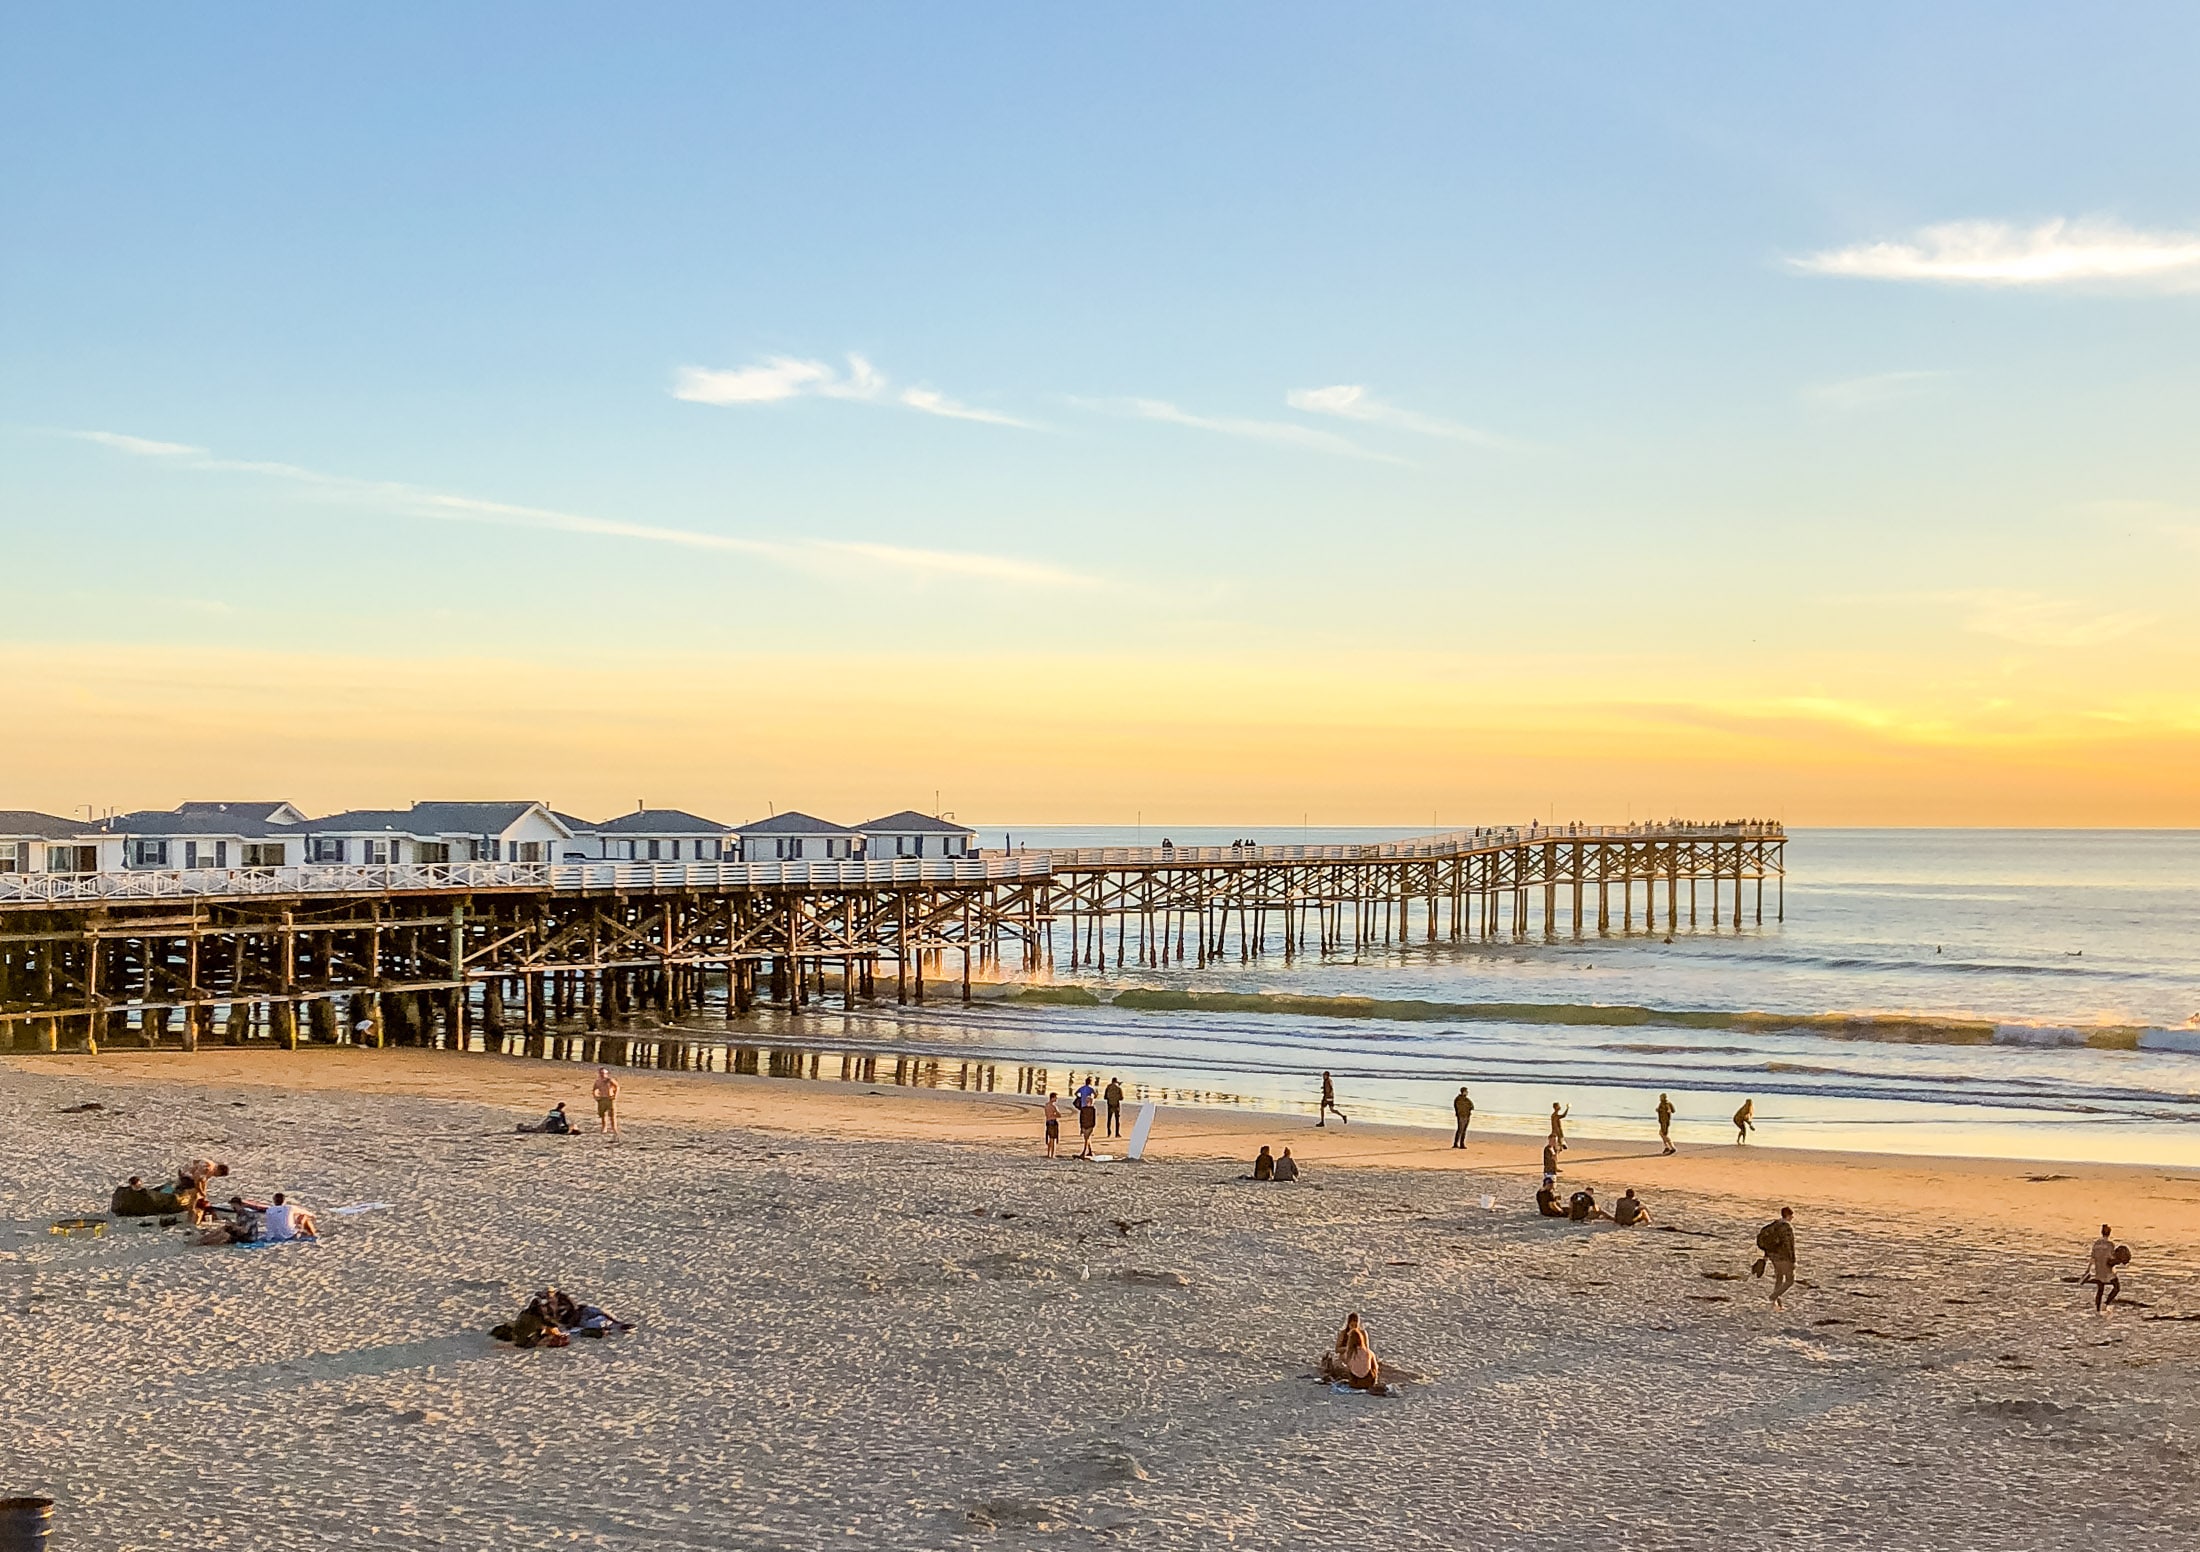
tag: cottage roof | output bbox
[177,801,304,824]
[0,809,84,840]
[591,808,731,835]
[104,808,296,838]
[857,810,976,835]
[733,810,861,837]
[310,801,570,838]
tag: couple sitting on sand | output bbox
[1316,1313,1394,1394]
[1250,1146,1300,1183]
[492,1286,634,1349]
[1535,1178,1652,1226]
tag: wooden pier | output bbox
[0,821,1783,1052]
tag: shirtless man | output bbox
[2088,1224,2123,1313]
[1733,1099,1755,1144]
[592,1068,620,1138]
[1547,1103,1569,1153]
[1656,1094,1676,1154]
[1043,1092,1062,1158]
[1317,1071,1347,1127]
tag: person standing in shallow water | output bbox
[1656,1093,1676,1155]
[1317,1071,1347,1127]
[1451,1087,1474,1148]
[1733,1099,1756,1144]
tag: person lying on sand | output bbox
[493,1287,634,1348]
[260,1193,318,1242]
[110,1177,162,1217]
[1273,1148,1300,1182]
[1612,1189,1651,1227]
[1536,1177,1568,1218]
[1252,1146,1276,1181]
[1567,1187,1609,1223]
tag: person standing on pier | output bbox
[1317,1071,1348,1127]
[1732,1099,1755,1145]
[1656,1093,1677,1155]
[592,1068,620,1139]
[1451,1087,1474,1148]
[1104,1076,1125,1137]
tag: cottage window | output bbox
[241,843,285,867]
[0,841,22,872]
[48,845,98,873]
[184,840,227,868]
[417,842,450,864]
[309,838,346,864]
[645,839,662,861]
[129,839,170,867]
[364,840,391,864]
[517,842,543,863]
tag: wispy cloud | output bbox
[1076,396,1404,463]
[59,429,1085,587]
[1940,589,2154,649]
[672,353,1034,428]
[1801,369,1953,411]
[1285,384,1512,447]
[1792,218,2200,289]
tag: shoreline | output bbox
[12,1045,2198,1255]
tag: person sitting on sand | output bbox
[1252,1145,1276,1181]
[519,1103,573,1134]
[1612,1188,1652,1227]
[1319,1316,1385,1391]
[110,1176,158,1217]
[1333,1312,1366,1356]
[1567,1187,1608,1223]
[1273,1147,1300,1183]
[1536,1176,1568,1218]
[215,1196,262,1244]
[1733,1099,1755,1144]
[260,1192,318,1242]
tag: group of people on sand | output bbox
[1317,1312,1391,1393]
[1249,1145,1301,1182]
[490,1286,633,1350]
[108,1159,318,1245]
[1535,1176,1653,1226]
[517,1069,623,1138]
[1042,1077,1126,1158]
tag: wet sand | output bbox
[4,1047,2198,1550]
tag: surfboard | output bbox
[1126,1101,1157,1160]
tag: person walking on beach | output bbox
[1756,1206,1797,1310]
[1547,1103,1569,1154]
[1104,1076,1125,1137]
[1317,1071,1348,1127]
[1075,1082,1099,1159]
[2088,1225,2125,1313]
[592,1068,620,1138]
[1732,1099,1755,1145]
[1452,1087,1474,1148]
[1043,1092,1062,1158]
[1656,1093,1676,1155]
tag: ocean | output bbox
[704,827,2200,1167]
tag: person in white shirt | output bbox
[260,1192,318,1242]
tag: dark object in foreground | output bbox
[490,1287,633,1349]
[0,1494,54,1551]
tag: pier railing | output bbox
[0,852,1056,905]
[1037,820,1782,869]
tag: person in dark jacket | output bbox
[1451,1087,1474,1148]
[1757,1206,1797,1309]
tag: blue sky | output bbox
[4,5,2198,822]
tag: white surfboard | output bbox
[1126,1101,1158,1160]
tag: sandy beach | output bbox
[5,1047,2199,1550]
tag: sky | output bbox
[4,4,2198,827]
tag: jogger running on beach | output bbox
[1317,1071,1348,1127]
[1656,1093,1676,1154]
[1732,1099,1755,1144]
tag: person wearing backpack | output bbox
[2087,1225,2129,1313]
[1753,1206,1797,1310]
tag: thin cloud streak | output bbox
[1286,384,1514,447]
[673,354,1035,428]
[1801,370,1952,411]
[1077,396,1405,463]
[60,430,1085,587]
[1792,218,2200,289]
[1926,588,2154,649]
